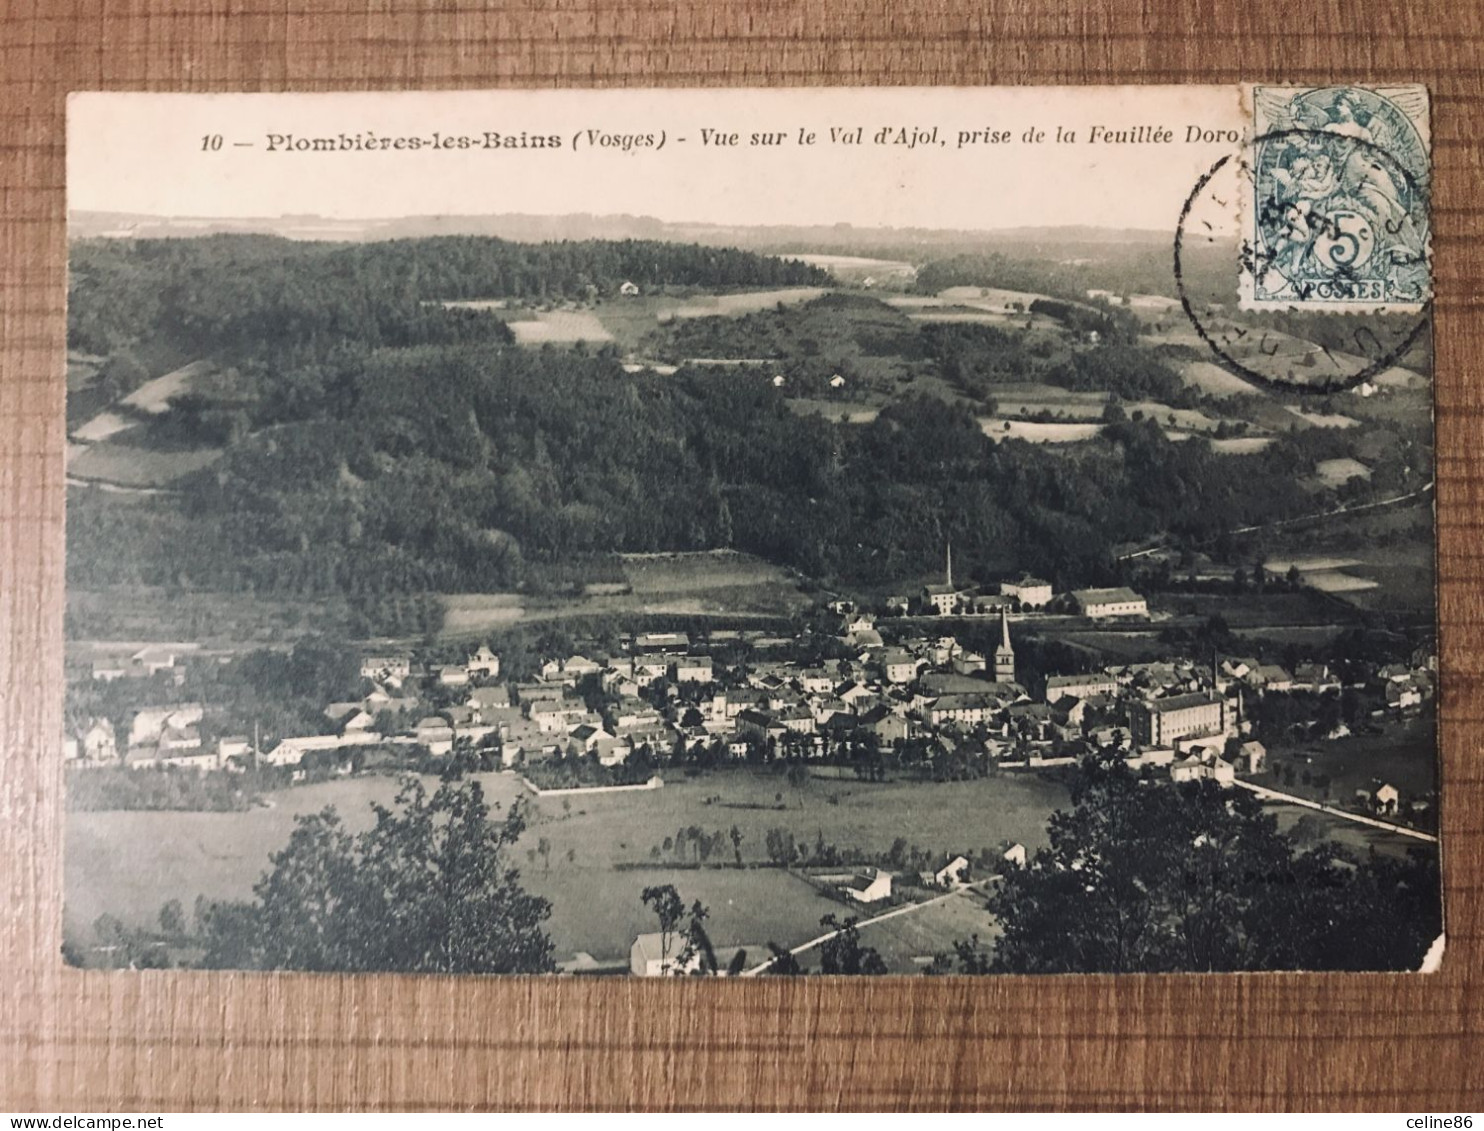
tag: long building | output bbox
[1045,672,1118,703]
[1071,587,1148,619]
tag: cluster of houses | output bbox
[65,606,1436,817]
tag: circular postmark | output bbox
[1174,89,1432,395]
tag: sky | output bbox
[68,87,1246,233]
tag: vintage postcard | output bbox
[63,86,1439,977]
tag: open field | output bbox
[119,359,215,415]
[849,889,999,973]
[1253,712,1437,817]
[621,550,795,596]
[982,419,1102,444]
[907,310,1032,327]
[505,310,614,345]
[440,593,530,634]
[1251,508,1435,614]
[438,552,809,638]
[668,287,830,318]
[1303,571,1380,593]
[937,285,1056,309]
[66,767,1070,961]
[1179,360,1264,398]
[67,586,353,647]
[1285,406,1359,429]
[70,412,138,444]
[1147,590,1350,628]
[1210,437,1275,454]
[784,398,881,424]
[786,254,916,281]
[67,441,222,487]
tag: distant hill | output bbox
[69,210,1170,255]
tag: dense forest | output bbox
[69,235,828,359]
[68,341,1367,599]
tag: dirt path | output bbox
[739,880,995,977]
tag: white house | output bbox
[79,719,118,764]
[360,654,411,682]
[670,656,714,684]
[932,855,971,888]
[844,867,893,904]
[262,731,381,768]
[414,716,456,755]
[466,644,501,679]
[91,660,127,682]
[131,646,178,676]
[1000,576,1053,608]
[1238,740,1267,774]
[1373,783,1401,815]
[952,650,987,676]
[619,280,640,296]
[878,650,919,685]
[129,704,204,749]
[438,665,470,687]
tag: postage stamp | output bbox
[1241,85,1431,312]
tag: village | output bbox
[64,536,1440,978]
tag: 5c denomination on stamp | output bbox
[1241,85,1431,313]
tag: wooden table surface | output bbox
[2,0,1481,1111]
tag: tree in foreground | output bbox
[641,883,721,974]
[986,757,1442,974]
[817,914,889,975]
[203,776,554,974]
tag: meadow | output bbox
[68,440,222,487]
[1255,712,1438,821]
[436,552,809,638]
[65,766,1070,962]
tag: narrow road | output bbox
[1235,779,1438,844]
[738,879,995,977]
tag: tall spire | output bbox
[946,540,953,589]
[995,604,1016,683]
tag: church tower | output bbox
[994,604,1016,684]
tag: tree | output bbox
[158,898,186,938]
[202,776,553,974]
[818,914,887,975]
[730,824,744,866]
[640,883,686,972]
[760,942,804,975]
[984,757,1441,973]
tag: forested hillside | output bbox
[66,235,1430,635]
[69,235,828,359]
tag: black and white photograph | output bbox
[61,86,1440,978]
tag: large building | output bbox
[1000,576,1053,608]
[1071,587,1148,619]
[1130,692,1226,748]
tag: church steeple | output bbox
[994,604,1016,683]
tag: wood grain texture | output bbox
[2,0,1481,1111]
